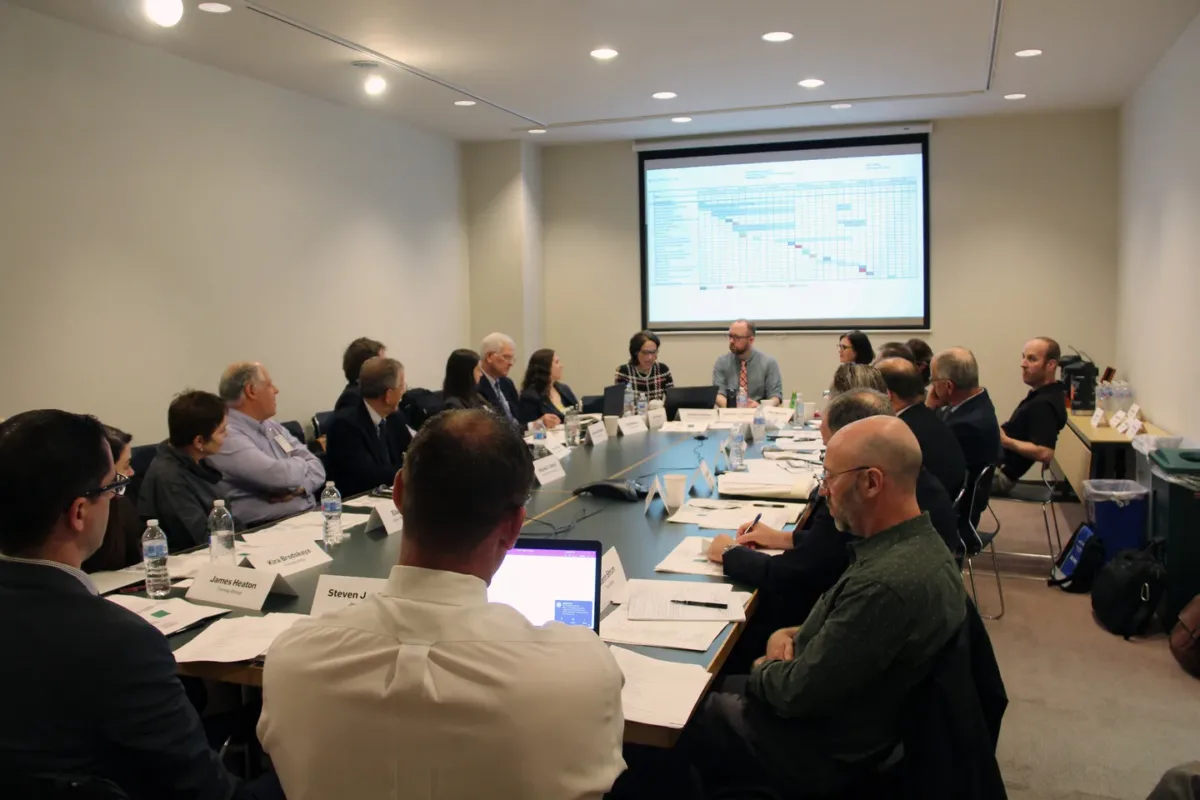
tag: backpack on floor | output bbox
[1169,594,1200,677]
[1091,543,1168,639]
[1048,524,1105,594]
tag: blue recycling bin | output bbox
[1083,480,1150,562]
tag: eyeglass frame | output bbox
[82,472,130,500]
[815,465,874,489]
[727,333,753,342]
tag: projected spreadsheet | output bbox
[648,177,920,288]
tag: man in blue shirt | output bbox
[209,362,326,527]
[713,319,783,407]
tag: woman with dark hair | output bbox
[137,390,229,552]
[907,338,934,385]
[82,425,143,572]
[830,363,888,396]
[837,330,875,365]
[614,330,674,401]
[518,349,578,428]
[441,349,487,411]
[875,341,915,363]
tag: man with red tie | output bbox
[713,319,784,408]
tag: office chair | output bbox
[311,410,336,439]
[961,466,1005,620]
[126,443,158,504]
[280,419,305,444]
[1003,464,1064,560]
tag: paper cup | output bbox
[603,415,620,436]
[804,402,817,421]
[664,474,687,510]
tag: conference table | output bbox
[166,426,796,747]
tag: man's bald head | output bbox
[876,357,926,405]
[931,347,979,391]
[827,415,923,494]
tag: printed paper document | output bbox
[609,646,713,729]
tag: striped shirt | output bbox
[614,362,674,401]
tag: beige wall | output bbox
[462,140,543,363]
[1119,15,1200,441]
[0,3,467,442]
[542,111,1120,421]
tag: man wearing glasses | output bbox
[713,319,783,408]
[0,410,239,798]
[682,415,967,797]
[925,346,1001,479]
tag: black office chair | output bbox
[280,419,305,444]
[311,410,336,439]
[1003,463,1064,559]
[960,466,1005,620]
[126,443,158,504]
[0,774,130,799]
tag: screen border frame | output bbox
[501,537,604,633]
[637,132,931,333]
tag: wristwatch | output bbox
[723,543,741,555]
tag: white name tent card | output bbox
[187,565,284,611]
[586,421,609,445]
[660,420,708,433]
[618,416,649,436]
[1125,418,1144,436]
[695,459,716,492]
[643,476,664,513]
[242,543,332,578]
[1091,407,1108,427]
[600,547,629,607]
[646,407,668,431]
[309,575,389,617]
[1109,410,1127,428]
[546,438,570,460]
[717,408,756,423]
[763,406,795,426]
[533,453,568,485]
[364,501,404,535]
[677,408,718,425]
[1127,403,1142,421]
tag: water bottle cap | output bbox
[213,500,225,508]
[147,519,159,526]
[326,481,335,487]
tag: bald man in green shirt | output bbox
[684,416,967,797]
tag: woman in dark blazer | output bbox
[82,425,144,573]
[518,349,578,427]
[837,329,875,365]
[441,349,488,412]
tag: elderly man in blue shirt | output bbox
[209,362,326,527]
[713,319,784,408]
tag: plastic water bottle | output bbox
[141,520,170,599]
[321,482,343,546]
[564,404,581,446]
[207,500,236,566]
[623,383,635,417]
[532,421,549,458]
[736,388,748,409]
[795,392,806,426]
[636,392,648,419]
[751,406,766,442]
[728,430,746,472]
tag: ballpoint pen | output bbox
[670,599,729,609]
[746,512,763,533]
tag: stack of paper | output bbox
[609,646,713,729]
[776,439,825,453]
[90,567,147,595]
[626,580,749,622]
[659,420,709,433]
[108,595,228,635]
[173,613,309,663]
[654,536,727,577]
[600,605,727,652]
[719,460,816,498]
[667,501,790,531]
[254,512,327,541]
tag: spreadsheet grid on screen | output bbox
[487,548,598,629]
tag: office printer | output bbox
[1060,349,1099,412]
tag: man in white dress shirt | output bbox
[258,408,626,800]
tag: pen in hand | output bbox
[746,512,763,533]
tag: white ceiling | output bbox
[17,0,1200,142]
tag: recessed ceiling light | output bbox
[454,100,476,107]
[798,78,825,89]
[671,117,692,123]
[197,2,231,12]
[831,103,852,110]
[652,91,677,100]
[144,0,183,27]
[590,48,619,60]
[528,128,547,134]
[364,75,387,96]
[1015,49,1043,58]
[1004,93,1027,100]
[762,31,793,42]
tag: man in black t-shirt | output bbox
[993,337,1068,495]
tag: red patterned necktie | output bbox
[739,360,748,396]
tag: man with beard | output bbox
[712,319,783,408]
[682,415,967,797]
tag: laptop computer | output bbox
[665,385,719,422]
[602,384,627,417]
[487,538,603,633]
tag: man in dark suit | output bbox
[878,357,967,499]
[325,357,410,497]
[334,336,386,412]
[704,389,962,674]
[927,347,1001,478]
[477,332,521,424]
[0,410,238,799]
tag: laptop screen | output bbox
[487,540,601,632]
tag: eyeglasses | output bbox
[837,343,852,351]
[816,465,872,488]
[638,349,658,357]
[728,334,752,341]
[83,473,130,499]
